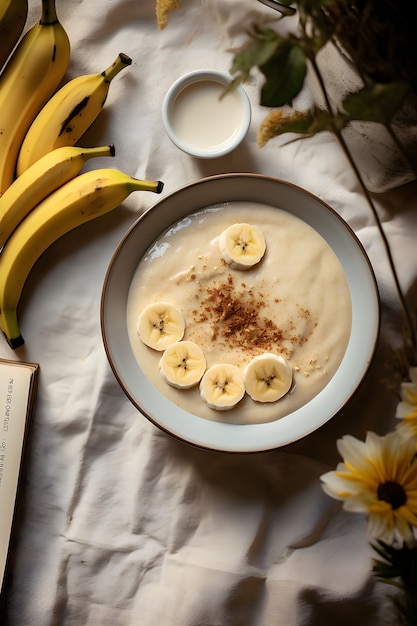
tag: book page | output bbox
[0,360,38,593]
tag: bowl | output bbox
[162,69,251,158]
[101,174,380,453]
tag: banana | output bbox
[17,53,132,175]
[0,144,115,250]
[137,302,185,351]
[243,353,292,403]
[200,363,245,410]
[159,340,206,388]
[0,169,164,348]
[0,0,28,71]
[0,0,70,195]
[218,222,266,270]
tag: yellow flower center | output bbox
[377,481,407,510]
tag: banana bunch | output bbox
[0,0,71,195]
[0,144,116,249]
[16,52,133,174]
[0,169,163,348]
[0,0,28,70]
[0,0,165,349]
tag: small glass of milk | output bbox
[162,69,251,159]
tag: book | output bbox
[0,358,39,618]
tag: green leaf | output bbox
[343,82,410,125]
[229,27,284,84]
[371,540,417,625]
[372,557,403,582]
[260,42,307,106]
[371,540,417,585]
[295,0,334,55]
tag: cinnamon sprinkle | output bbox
[193,273,291,356]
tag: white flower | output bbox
[320,431,417,544]
[396,367,417,440]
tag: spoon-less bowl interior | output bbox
[101,174,380,453]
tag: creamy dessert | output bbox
[127,202,352,424]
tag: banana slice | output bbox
[137,301,185,351]
[244,353,292,402]
[159,340,206,389]
[200,363,245,410]
[219,222,266,270]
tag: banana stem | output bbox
[129,179,164,194]
[103,54,132,83]
[40,0,58,25]
[83,144,116,159]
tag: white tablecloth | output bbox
[3,1,417,624]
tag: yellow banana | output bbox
[0,168,164,348]
[0,0,28,71]
[16,53,132,174]
[0,144,115,250]
[0,0,70,195]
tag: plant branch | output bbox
[309,56,417,354]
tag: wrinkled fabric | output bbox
[2,1,416,624]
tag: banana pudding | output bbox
[127,201,352,425]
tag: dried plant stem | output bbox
[310,56,417,354]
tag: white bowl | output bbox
[101,174,380,453]
[162,69,251,158]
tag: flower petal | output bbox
[367,512,394,542]
[320,471,356,499]
[396,400,416,418]
[337,435,368,469]
[343,497,371,513]
[322,428,417,540]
